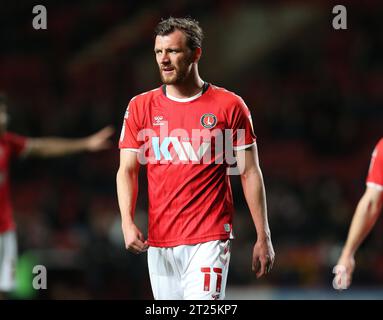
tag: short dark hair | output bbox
[154,17,204,50]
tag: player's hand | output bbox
[121,221,149,254]
[86,126,114,151]
[252,237,275,278]
[333,255,355,290]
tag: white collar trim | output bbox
[166,90,203,102]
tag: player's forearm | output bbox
[27,137,90,157]
[341,194,381,257]
[116,167,139,225]
[241,169,271,240]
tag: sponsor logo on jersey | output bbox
[134,126,246,173]
[152,137,210,161]
[200,113,217,129]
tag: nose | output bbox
[160,52,170,65]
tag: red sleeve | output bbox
[4,132,27,157]
[229,96,256,150]
[366,138,383,190]
[118,98,144,150]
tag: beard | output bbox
[159,64,191,85]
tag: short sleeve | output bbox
[230,96,256,150]
[119,98,144,151]
[366,138,383,190]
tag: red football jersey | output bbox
[0,132,27,233]
[366,138,383,190]
[119,84,256,247]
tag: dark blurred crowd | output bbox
[0,0,382,298]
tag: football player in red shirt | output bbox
[117,17,274,300]
[334,138,383,290]
[0,94,114,296]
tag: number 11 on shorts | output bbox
[201,267,222,292]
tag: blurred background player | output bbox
[117,17,274,300]
[0,93,114,297]
[334,138,383,289]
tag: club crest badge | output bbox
[200,113,217,129]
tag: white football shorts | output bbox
[0,230,17,292]
[147,239,231,300]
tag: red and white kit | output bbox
[366,138,383,191]
[119,84,256,299]
[0,132,27,291]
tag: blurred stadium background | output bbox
[1,0,383,299]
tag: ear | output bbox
[193,47,202,63]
